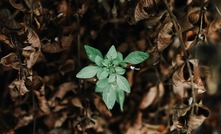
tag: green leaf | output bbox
[102,84,116,109]
[120,62,127,68]
[108,74,116,83]
[115,66,126,75]
[106,45,117,60]
[95,55,103,66]
[123,51,149,64]
[95,86,104,93]
[84,45,103,62]
[97,69,109,80]
[76,66,100,78]
[102,59,111,67]
[116,75,130,93]
[109,66,115,74]
[116,88,125,111]
[112,59,120,66]
[96,78,108,88]
[116,52,123,61]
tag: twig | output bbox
[212,0,221,17]
[154,65,162,124]
[164,0,196,132]
[32,89,36,134]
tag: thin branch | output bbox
[164,0,196,132]
[212,0,221,17]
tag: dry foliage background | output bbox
[0,0,221,134]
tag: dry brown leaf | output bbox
[184,30,197,50]
[1,53,20,70]
[125,111,142,134]
[58,0,70,17]
[15,114,33,129]
[9,0,25,11]
[59,59,75,75]
[0,33,13,47]
[43,112,59,130]
[187,8,200,24]
[207,18,221,44]
[188,104,210,130]
[0,9,21,30]
[8,79,29,99]
[22,46,39,68]
[134,0,160,22]
[49,82,77,103]
[141,123,166,134]
[157,21,174,51]
[42,34,74,53]
[139,83,164,109]
[22,26,41,68]
[93,94,112,117]
[54,111,68,128]
[189,59,205,94]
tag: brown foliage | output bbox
[0,0,221,133]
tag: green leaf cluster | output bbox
[76,45,149,111]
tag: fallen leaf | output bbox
[1,53,20,70]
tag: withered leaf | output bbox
[9,0,25,11]
[0,33,13,47]
[139,83,164,109]
[188,103,210,130]
[9,79,29,97]
[21,25,41,68]
[0,9,21,30]
[93,94,112,117]
[157,21,174,52]
[134,0,160,22]
[187,8,200,24]
[59,59,75,75]
[15,114,33,129]
[1,53,20,70]
[42,34,74,53]
[32,76,50,113]
[207,18,221,44]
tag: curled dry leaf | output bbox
[49,82,77,106]
[207,18,221,44]
[171,98,210,132]
[8,79,29,99]
[59,59,75,75]
[184,30,197,50]
[144,10,167,27]
[139,82,164,109]
[0,9,21,30]
[93,94,112,117]
[189,59,205,94]
[1,53,20,70]
[157,21,174,52]
[42,34,74,53]
[172,59,205,97]
[58,0,70,17]
[32,76,50,113]
[54,111,68,128]
[125,111,142,134]
[134,0,160,22]
[9,0,25,11]
[140,123,166,134]
[0,33,13,47]
[188,104,210,130]
[22,26,41,68]
[187,8,200,24]
[15,114,33,129]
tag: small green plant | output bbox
[76,45,149,110]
